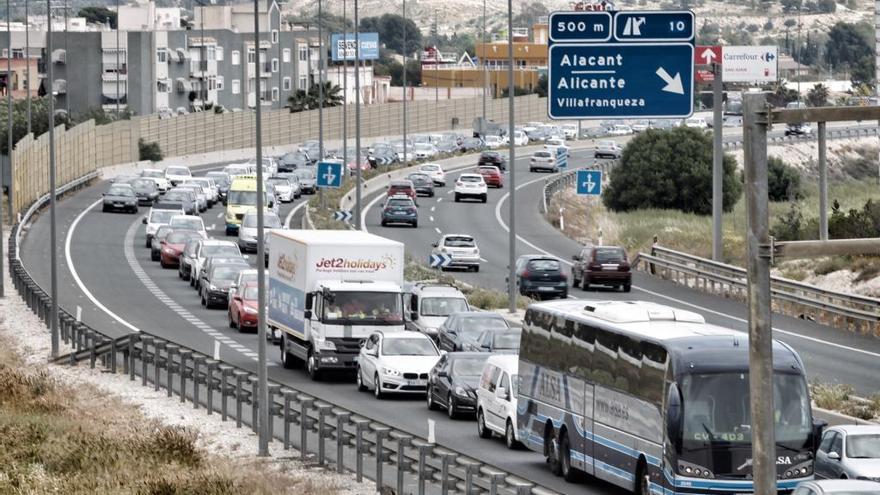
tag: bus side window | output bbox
[574,323,596,381]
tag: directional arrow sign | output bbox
[333,210,353,222]
[695,45,721,65]
[429,253,452,268]
[316,161,344,189]
[548,43,693,119]
[576,169,603,196]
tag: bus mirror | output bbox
[305,293,313,311]
[666,383,682,442]
[812,419,827,453]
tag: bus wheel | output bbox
[546,430,562,476]
[559,431,581,482]
[635,460,650,495]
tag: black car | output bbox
[478,151,507,171]
[128,178,160,205]
[102,184,139,213]
[426,352,489,418]
[407,173,435,197]
[459,137,484,152]
[463,328,522,353]
[437,312,510,352]
[513,255,568,300]
[206,171,231,200]
[163,189,198,215]
[279,151,311,171]
[200,262,249,309]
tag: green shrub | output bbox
[603,127,742,215]
[814,257,848,275]
[810,381,854,410]
[138,139,164,162]
[767,156,803,201]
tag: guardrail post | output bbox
[461,459,481,495]
[335,410,351,473]
[193,356,205,409]
[248,375,260,434]
[353,418,371,482]
[417,442,434,495]
[510,480,534,495]
[299,397,315,461]
[109,338,118,373]
[373,426,392,492]
[127,334,136,380]
[141,335,153,387]
[165,344,179,397]
[233,370,248,428]
[395,434,413,495]
[283,389,297,450]
[218,363,232,419]
[316,404,332,466]
[179,350,192,403]
[267,384,281,439]
[87,331,97,368]
[154,340,166,392]
[440,452,458,495]
[488,471,506,495]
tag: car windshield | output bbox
[211,267,240,281]
[132,179,155,189]
[421,165,439,172]
[444,236,474,248]
[294,169,314,180]
[478,167,497,174]
[595,248,626,263]
[388,199,413,208]
[421,297,469,317]
[323,292,403,325]
[268,178,289,186]
[242,214,281,228]
[493,331,521,350]
[166,231,199,244]
[228,190,259,205]
[155,227,173,239]
[681,372,811,447]
[171,218,202,230]
[528,259,560,271]
[108,186,134,196]
[164,191,191,202]
[535,152,552,158]
[167,167,190,176]
[460,176,481,183]
[150,210,177,223]
[142,170,163,178]
[203,244,240,257]
[242,286,259,300]
[846,434,880,458]
[382,338,438,356]
[451,358,486,376]
[458,316,508,338]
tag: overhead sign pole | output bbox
[696,45,724,261]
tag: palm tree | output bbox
[806,83,829,107]
[307,82,344,108]
[287,89,311,112]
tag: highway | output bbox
[18,135,880,495]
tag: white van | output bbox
[476,354,521,450]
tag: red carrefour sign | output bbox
[695,45,721,66]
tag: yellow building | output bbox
[421,23,548,96]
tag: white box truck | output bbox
[268,230,406,379]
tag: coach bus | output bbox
[516,299,820,495]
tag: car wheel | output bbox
[477,409,492,438]
[546,429,562,475]
[102,205,109,212]
[225,227,234,236]
[635,461,650,495]
[454,194,460,202]
[132,206,139,214]
[506,420,520,450]
[201,291,208,308]
[473,265,480,273]
[229,314,236,328]
[145,237,151,248]
[571,273,580,288]
[281,334,299,369]
[427,385,437,410]
[447,394,458,419]
[357,367,367,392]
[583,278,590,291]
[151,250,159,262]
[373,374,383,399]
[307,350,322,381]
[381,220,387,227]
[412,221,418,228]
[481,194,487,203]
[623,284,631,293]
[160,259,167,269]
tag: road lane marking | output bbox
[429,216,434,222]
[435,227,442,234]
[493,175,880,360]
[430,206,436,212]
[437,198,442,203]
[216,212,223,219]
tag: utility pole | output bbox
[25,0,31,134]
[506,0,515,313]
[63,0,68,115]
[201,1,206,106]
[711,62,723,261]
[481,0,486,120]
[115,0,120,119]
[2,0,9,298]
[742,92,776,495]
[402,0,407,168]
[434,9,438,104]
[342,0,347,178]
[318,0,325,208]
[354,0,361,229]
[252,0,269,458]
[47,0,59,357]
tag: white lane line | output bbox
[446,190,454,195]
[437,198,443,203]
[493,176,880,359]
[208,224,216,231]
[435,227,442,234]
[429,216,435,222]
[216,212,223,219]
[65,199,141,333]
[480,257,488,262]
[284,199,309,229]
[430,206,436,212]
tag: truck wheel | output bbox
[280,334,298,369]
[307,350,322,381]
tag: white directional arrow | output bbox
[656,67,684,95]
[323,170,337,185]
[583,176,596,193]
[700,47,717,64]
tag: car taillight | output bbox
[560,272,567,280]
[456,182,463,187]
[521,270,529,278]
[588,263,602,270]
[620,263,630,272]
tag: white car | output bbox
[631,120,651,133]
[521,121,543,134]
[169,214,207,238]
[178,183,208,211]
[684,117,709,129]
[543,138,569,154]
[165,165,192,186]
[595,140,623,159]
[538,124,564,141]
[141,168,171,192]
[238,209,282,253]
[476,354,522,449]
[187,178,219,204]
[356,331,442,399]
[529,150,557,172]
[413,142,438,159]
[142,207,184,247]
[503,130,529,146]
[606,124,633,136]
[561,124,579,140]
[190,240,242,289]
[223,164,250,178]
[453,173,488,203]
[483,135,504,149]
[419,163,446,186]
[266,177,295,202]
[431,234,481,272]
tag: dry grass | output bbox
[0,330,348,495]
[405,258,531,310]
[810,381,879,421]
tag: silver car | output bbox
[793,480,880,494]
[815,425,880,482]
[238,210,282,254]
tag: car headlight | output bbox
[382,367,401,377]
[454,386,467,397]
[315,339,336,351]
[163,248,175,254]
[243,306,258,315]
[208,284,218,291]
[424,327,438,334]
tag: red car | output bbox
[228,282,259,332]
[159,230,204,269]
[477,166,503,188]
[386,180,417,200]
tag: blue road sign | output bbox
[317,161,344,189]
[549,12,612,42]
[429,253,452,268]
[556,147,569,169]
[548,43,693,119]
[614,11,694,42]
[576,170,603,196]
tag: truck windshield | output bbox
[323,292,403,325]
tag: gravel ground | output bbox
[0,234,373,495]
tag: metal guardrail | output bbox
[635,245,880,337]
[540,159,617,214]
[8,176,556,495]
[722,125,880,150]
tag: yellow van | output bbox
[225,175,259,235]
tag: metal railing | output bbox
[721,125,880,150]
[634,245,880,337]
[8,176,557,495]
[540,159,617,214]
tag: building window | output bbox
[298,46,308,62]
[247,48,256,64]
[216,46,224,61]
[157,80,170,93]
[207,45,216,61]
[282,77,291,91]
[283,48,291,63]
[12,48,23,59]
[232,79,240,94]
[208,76,217,90]
[231,50,240,65]
[271,30,279,44]
[271,58,279,72]
[157,49,167,63]
[272,87,279,101]
[217,75,224,90]
[248,78,255,92]
[298,75,307,90]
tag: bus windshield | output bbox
[323,292,403,325]
[681,371,811,447]
[228,190,258,205]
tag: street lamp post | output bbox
[47,0,59,356]
[506,0,515,312]
[402,0,407,168]
[115,0,120,119]
[25,0,31,133]
[434,9,438,104]
[354,0,361,229]
[342,0,347,176]
[482,0,486,119]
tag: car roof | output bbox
[829,424,880,435]
[800,480,880,492]
[380,331,432,340]
[442,234,474,240]
[459,173,482,178]
[201,240,237,246]
[452,311,503,318]
[485,353,519,371]
[389,180,414,187]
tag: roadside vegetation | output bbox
[404,258,531,310]
[810,381,880,421]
